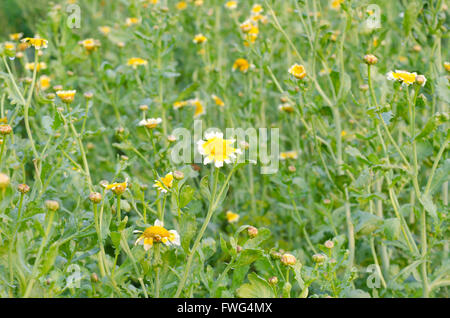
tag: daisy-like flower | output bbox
[278,103,295,113]
[245,25,259,45]
[387,70,417,86]
[176,1,188,10]
[4,42,15,51]
[25,62,47,72]
[135,219,180,251]
[197,132,241,168]
[193,34,207,44]
[240,19,255,33]
[251,4,264,15]
[39,75,51,91]
[79,38,101,52]
[211,94,225,107]
[125,17,141,27]
[188,98,206,117]
[232,58,250,73]
[225,1,238,9]
[280,151,298,160]
[331,0,345,9]
[138,117,162,129]
[105,179,128,195]
[56,90,76,104]
[153,172,174,193]
[98,26,111,35]
[21,37,48,50]
[288,64,307,80]
[9,33,23,41]
[444,62,450,73]
[127,57,148,69]
[226,211,240,223]
[251,14,268,24]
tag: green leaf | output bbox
[179,185,195,208]
[420,194,437,219]
[383,218,401,241]
[236,273,275,298]
[40,243,59,276]
[235,249,263,266]
[403,1,421,36]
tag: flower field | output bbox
[0,0,448,298]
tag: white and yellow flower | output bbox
[387,70,417,86]
[197,132,241,168]
[21,37,48,50]
[193,33,207,44]
[153,172,174,193]
[138,117,162,129]
[225,1,238,9]
[288,64,307,80]
[226,211,240,223]
[56,90,76,103]
[135,219,180,251]
[127,57,148,69]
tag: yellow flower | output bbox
[153,172,174,193]
[98,26,111,35]
[127,57,148,69]
[4,42,15,51]
[25,62,47,72]
[288,64,307,80]
[251,14,268,24]
[138,117,162,129]
[189,98,206,117]
[21,37,48,50]
[135,219,180,251]
[193,33,207,44]
[105,179,128,195]
[56,90,77,104]
[173,100,189,109]
[240,19,255,33]
[251,4,264,15]
[197,132,241,167]
[444,62,450,72]
[232,58,250,73]
[176,1,188,10]
[78,38,101,52]
[280,151,298,160]
[9,33,23,41]
[225,1,238,9]
[211,94,225,107]
[245,25,259,44]
[125,17,141,27]
[226,211,240,223]
[331,0,344,10]
[39,75,51,91]
[387,70,417,86]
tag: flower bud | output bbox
[167,135,177,142]
[312,253,326,263]
[45,200,60,211]
[363,54,378,65]
[415,75,427,87]
[91,272,99,283]
[0,173,10,189]
[324,240,334,249]
[89,192,102,204]
[139,104,149,111]
[268,276,278,285]
[84,92,94,99]
[247,226,258,238]
[18,183,30,194]
[236,245,243,253]
[281,253,297,266]
[288,165,296,172]
[0,124,12,135]
[173,170,184,180]
[270,250,282,260]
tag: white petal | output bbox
[155,219,164,227]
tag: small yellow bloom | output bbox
[225,1,238,10]
[232,58,250,73]
[280,151,298,160]
[125,17,141,27]
[9,33,23,41]
[444,62,450,73]
[194,0,203,6]
[135,219,180,251]
[127,57,148,69]
[105,179,128,195]
[21,37,48,50]
[138,117,162,129]
[278,103,295,113]
[173,100,189,109]
[226,211,240,223]
[251,4,263,15]
[240,19,255,33]
[211,94,225,107]
[153,173,174,193]
[4,42,15,51]
[288,64,306,80]
[387,70,417,86]
[197,132,241,168]
[39,75,51,91]
[56,90,76,104]
[25,62,47,72]
[331,0,345,10]
[176,1,188,10]
[79,38,101,52]
[98,26,111,35]
[193,33,207,44]
[188,98,205,117]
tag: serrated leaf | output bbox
[236,273,275,298]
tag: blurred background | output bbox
[0,0,49,35]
